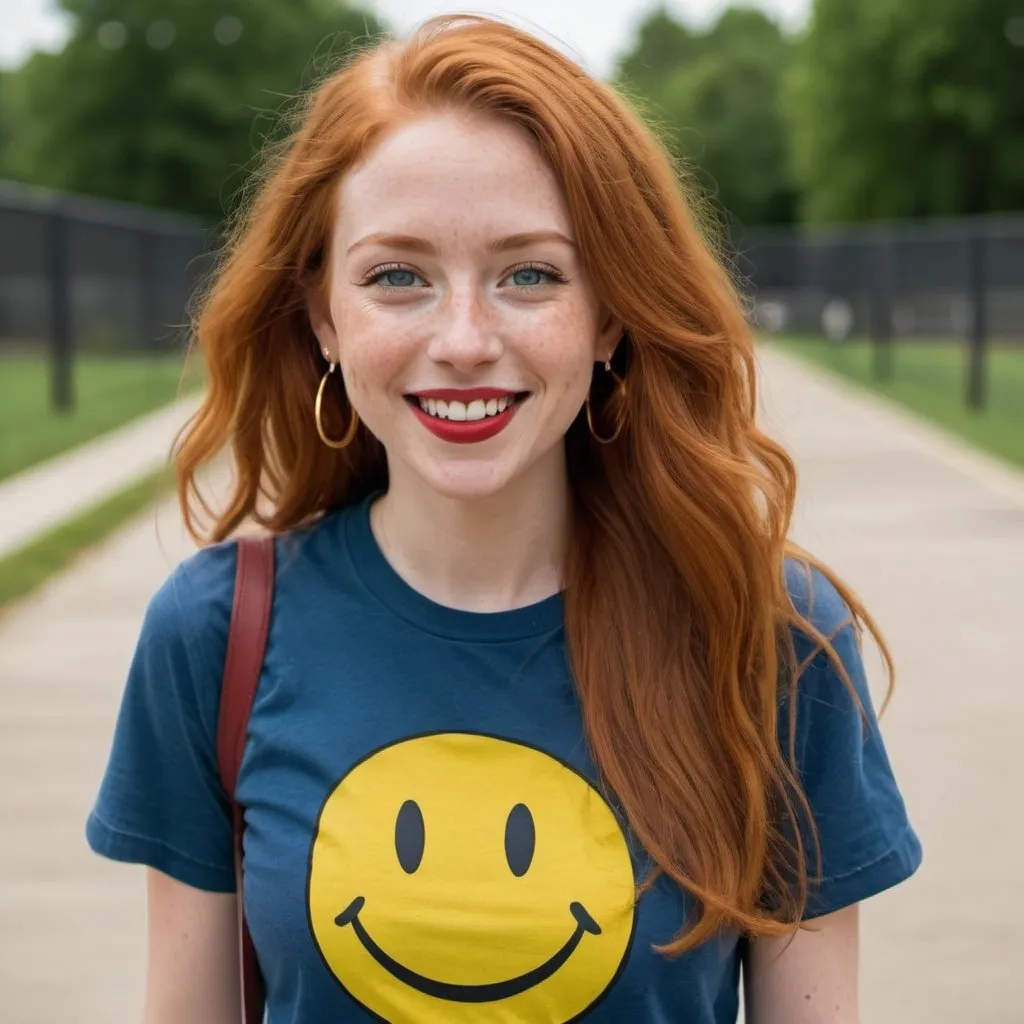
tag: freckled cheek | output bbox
[520,324,598,399]
[335,309,420,404]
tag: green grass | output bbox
[771,337,1024,469]
[0,354,202,482]
[0,466,175,612]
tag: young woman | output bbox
[87,15,921,1024]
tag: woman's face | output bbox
[311,111,621,503]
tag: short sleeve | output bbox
[781,560,923,919]
[85,542,239,892]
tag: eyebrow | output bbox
[346,230,577,256]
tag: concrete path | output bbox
[756,346,1023,1024]
[0,393,203,560]
[0,346,1020,1022]
[0,490,201,1021]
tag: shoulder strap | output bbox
[217,533,275,1024]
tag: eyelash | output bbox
[361,261,569,291]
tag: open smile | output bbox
[404,387,530,445]
[334,896,601,1002]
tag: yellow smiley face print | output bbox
[307,732,636,1022]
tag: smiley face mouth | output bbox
[334,896,602,1002]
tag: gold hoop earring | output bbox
[314,363,359,449]
[585,359,627,445]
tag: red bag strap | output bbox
[216,533,275,1024]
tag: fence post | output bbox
[46,203,74,412]
[870,229,894,381]
[966,228,988,411]
[138,228,160,352]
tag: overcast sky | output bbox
[0,0,811,78]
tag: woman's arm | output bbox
[744,905,860,1024]
[142,869,241,1024]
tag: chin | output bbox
[413,457,525,503]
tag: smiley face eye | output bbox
[504,803,535,877]
[395,799,425,873]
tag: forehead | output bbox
[335,112,572,243]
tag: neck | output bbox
[370,456,570,613]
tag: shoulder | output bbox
[778,556,883,796]
[779,556,871,734]
[783,556,856,647]
[145,540,237,634]
[143,510,348,655]
[138,540,239,687]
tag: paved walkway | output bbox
[0,347,1021,1022]
[756,347,1023,1023]
[0,393,202,560]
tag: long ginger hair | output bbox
[177,14,891,952]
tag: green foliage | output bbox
[616,9,701,100]
[615,6,796,227]
[0,69,19,176]
[4,0,386,221]
[787,0,1024,222]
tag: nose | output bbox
[425,288,503,373]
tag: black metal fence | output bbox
[733,214,1024,408]
[0,179,212,410]
[4,180,1021,413]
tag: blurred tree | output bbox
[4,0,386,221]
[615,6,797,227]
[0,69,30,179]
[616,8,700,100]
[787,0,1024,222]
[0,71,12,176]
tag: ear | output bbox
[594,307,625,365]
[307,291,339,363]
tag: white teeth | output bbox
[416,395,518,421]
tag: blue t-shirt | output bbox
[87,497,921,1023]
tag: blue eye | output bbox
[378,268,419,288]
[511,267,546,287]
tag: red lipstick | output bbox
[406,388,525,445]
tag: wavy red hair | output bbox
[177,14,891,952]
